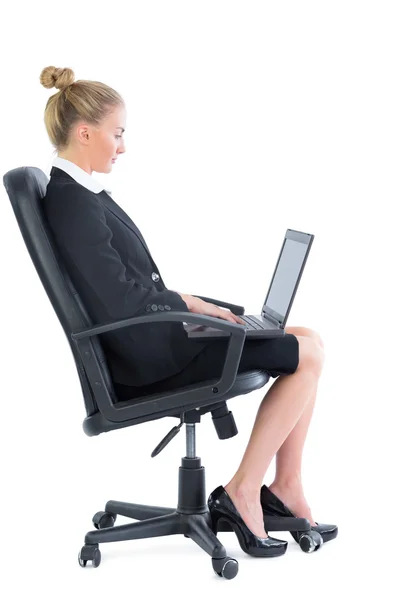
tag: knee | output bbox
[297,335,325,375]
[313,330,324,352]
[302,327,324,351]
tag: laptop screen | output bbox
[262,230,313,325]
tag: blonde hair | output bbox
[40,66,124,152]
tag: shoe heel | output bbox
[208,485,287,557]
[213,513,285,558]
[210,510,249,554]
[210,509,235,536]
[221,518,249,555]
[209,508,220,535]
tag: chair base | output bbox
[78,455,311,579]
[79,455,241,578]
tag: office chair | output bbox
[4,166,317,580]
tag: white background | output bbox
[0,1,398,597]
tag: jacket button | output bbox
[151,272,160,282]
[145,304,152,312]
[165,305,171,311]
[158,305,164,311]
[151,304,158,311]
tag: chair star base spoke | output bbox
[105,500,175,521]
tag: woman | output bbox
[40,65,337,558]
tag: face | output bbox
[92,104,127,173]
[71,104,127,174]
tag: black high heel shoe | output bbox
[207,485,288,558]
[260,485,338,544]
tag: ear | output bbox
[76,124,90,143]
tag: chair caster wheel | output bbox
[92,511,117,529]
[212,557,239,579]
[78,544,101,568]
[299,530,323,553]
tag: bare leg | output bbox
[268,327,324,524]
[224,336,324,538]
[268,379,319,525]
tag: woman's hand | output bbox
[179,294,246,325]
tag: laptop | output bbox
[184,228,314,340]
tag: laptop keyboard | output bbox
[241,315,266,330]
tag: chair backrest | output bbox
[3,166,118,416]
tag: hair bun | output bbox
[39,66,75,90]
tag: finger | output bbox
[218,312,232,321]
[221,311,236,323]
[222,310,243,324]
[230,312,245,325]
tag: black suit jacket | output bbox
[42,167,209,387]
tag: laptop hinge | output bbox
[262,310,281,326]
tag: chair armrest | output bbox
[71,312,246,423]
[191,295,245,316]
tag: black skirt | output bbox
[113,333,299,402]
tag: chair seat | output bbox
[83,368,270,436]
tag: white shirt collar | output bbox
[52,156,106,194]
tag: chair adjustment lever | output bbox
[151,417,184,458]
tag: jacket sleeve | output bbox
[49,187,190,320]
